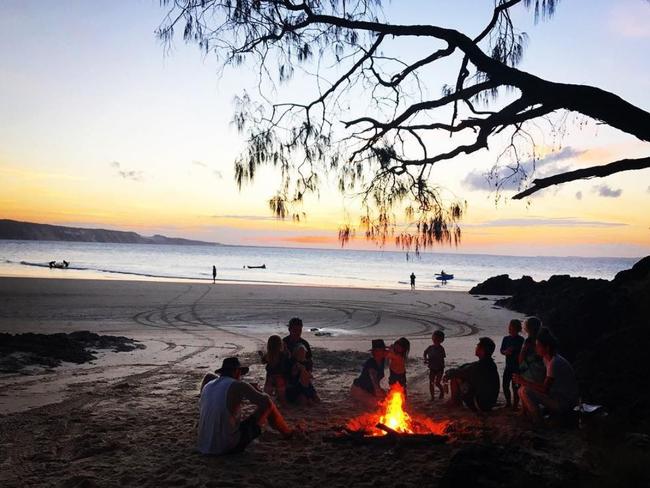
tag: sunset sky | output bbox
[1,0,649,257]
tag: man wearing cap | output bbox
[350,339,388,409]
[283,317,313,371]
[197,357,293,455]
[444,337,500,412]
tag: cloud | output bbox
[463,146,586,193]
[466,217,627,228]
[212,214,277,221]
[595,184,623,198]
[110,161,143,182]
[536,147,587,167]
[575,191,582,200]
[191,160,223,179]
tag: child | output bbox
[518,317,546,385]
[350,339,388,408]
[424,330,446,400]
[500,319,524,409]
[387,337,410,391]
[260,335,290,405]
[286,345,320,405]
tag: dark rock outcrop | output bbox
[468,274,536,295]
[0,331,145,373]
[470,256,650,427]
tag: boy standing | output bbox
[500,319,524,409]
[424,330,446,400]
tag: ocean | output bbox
[0,240,639,291]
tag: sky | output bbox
[0,0,649,257]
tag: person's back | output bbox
[197,376,239,455]
[473,357,500,411]
[546,354,579,409]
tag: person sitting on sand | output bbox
[518,317,546,385]
[514,328,579,424]
[500,319,525,409]
[260,335,290,406]
[444,337,500,412]
[424,330,446,400]
[350,339,388,408]
[387,337,410,392]
[283,317,313,371]
[197,357,293,455]
[286,345,320,405]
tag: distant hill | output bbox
[0,220,221,246]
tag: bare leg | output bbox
[447,377,463,407]
[254,399,292,435]
[428,371,436,400]
[435,372,444,399]
[519,386,560,423]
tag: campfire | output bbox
[326,384,449,446]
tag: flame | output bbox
[378,383,413,433]
[347,383,448,436]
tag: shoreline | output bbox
[0,267,472,292]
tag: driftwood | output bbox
[323,423,448,446]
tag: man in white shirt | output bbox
[514,328,579,424]
[197,357,293,455]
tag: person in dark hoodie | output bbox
[444,337,500,412]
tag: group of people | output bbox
[197,315,579,455]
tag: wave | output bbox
[12,260,318,287]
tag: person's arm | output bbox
[368,369,384,397]
[451,362,474,381]
[228,381,271,414]
[500,337,509,356]
[518,341,529,364]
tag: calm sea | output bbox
[0,240,639,291]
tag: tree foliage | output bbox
[157,0,650,251]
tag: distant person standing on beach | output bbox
[212,265,217,284]
[410,272,416,290]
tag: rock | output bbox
[468,274,513,295]
[0,331,145,373]
[469,274,535,295]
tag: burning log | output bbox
[324,384,449,446]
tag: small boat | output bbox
[246,264,267,269]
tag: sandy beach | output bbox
[0,277,591,487]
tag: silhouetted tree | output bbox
[157,0,650,250]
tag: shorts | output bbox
[429,369,444,382]
[228,415,262,454]
[388,371,407,387]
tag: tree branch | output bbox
[513,156,650,199]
